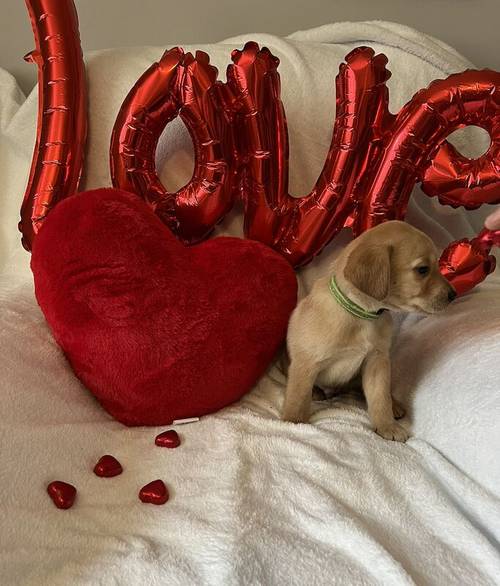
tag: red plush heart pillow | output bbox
[31,189,297,425]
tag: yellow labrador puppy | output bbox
[282,221,456,441]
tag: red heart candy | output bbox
[31,189,297,426]
[93,455,123,477]
[139,480,169,505]
[47,481,77,509]
[155,430,180,448]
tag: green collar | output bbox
[328,276,384,321]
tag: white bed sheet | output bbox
[1,20,499,586]
[1,273,499,586]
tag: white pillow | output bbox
[392,280,500,495]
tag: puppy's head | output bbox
[342,221,456,314]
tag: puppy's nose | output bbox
[448,288,457,302]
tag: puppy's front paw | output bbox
[375,422,409,442]
[392,399,406,420]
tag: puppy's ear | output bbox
[344,244,391,301]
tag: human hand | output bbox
[485,208,500,231]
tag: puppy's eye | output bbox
[415,265,430,276]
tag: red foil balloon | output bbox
[351,69,500,293]
[356,69,500,232]
[441,229,500,295]
[226,43,392,267]
[20,0,87,251]
[421,92,500,209]
[227,44,500,288]
[110,48,235,244]
[440,239,495,296]
[47,480,77,509]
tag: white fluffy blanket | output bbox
[1,21,499,585]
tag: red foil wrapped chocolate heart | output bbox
[47,481,77,509]
[155,430,180,449]
[93,455,123,477]
[139,480,169,505]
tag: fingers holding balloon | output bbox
[485,207,500,231]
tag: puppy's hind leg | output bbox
[282,357,318,424]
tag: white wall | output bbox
[1,0,499,94]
